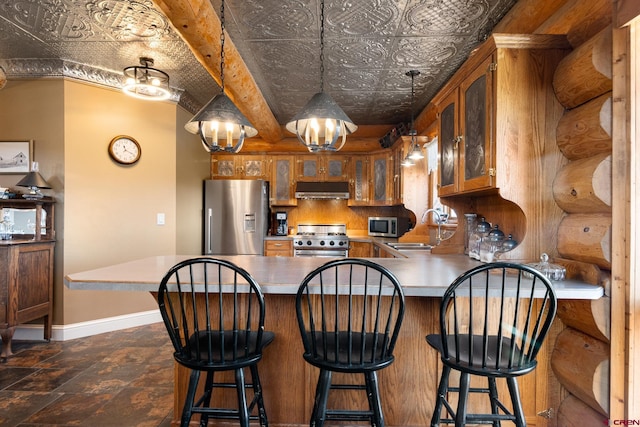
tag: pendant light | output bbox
[402,70,424,167]
[184,0,257,153]
[285,0,357,152]
[122,57,171,101]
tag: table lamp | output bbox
[16,163,51,199]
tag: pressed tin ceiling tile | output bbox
[0,0,516,127]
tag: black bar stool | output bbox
[157,257,275,427]
[295,258,405,427]
[426,262,557,426]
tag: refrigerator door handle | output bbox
[207,208,213,253]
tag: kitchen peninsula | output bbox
[65,253,603,426]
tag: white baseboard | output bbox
[11,309,163,342]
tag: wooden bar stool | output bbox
[295,259,405,427]
[426,262,557,426]
[157,257,275,427]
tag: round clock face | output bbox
[108,136,141,165]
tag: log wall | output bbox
[550,17,613,425]
[495,0,614,423]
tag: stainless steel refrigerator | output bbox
[203,179,269,255]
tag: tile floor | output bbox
[0,323,175,427]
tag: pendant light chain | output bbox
[219,0,226,92]
[410,71,415,131]
[319,0,325,93]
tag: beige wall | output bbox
[0,79,65,322]
[0,78,209,326]
[63,80,178,323]
[175,106,210,255]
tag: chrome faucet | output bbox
[421,208,443,245]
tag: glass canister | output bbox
[525,253,566,281]
[463,213,477,255]
[479,225,505,262]
[468,217,491,260]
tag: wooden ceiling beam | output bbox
[151,0,283,143]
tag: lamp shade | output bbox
[285,92,358,152]
[16,171,51,189]
[185,93,258,153]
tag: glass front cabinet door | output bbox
[437,55,495,197]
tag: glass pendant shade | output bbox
[185,93,258,153]
[122,57,170,101]
[285,92,357,152]
[408,138,425,160]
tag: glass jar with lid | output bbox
[479,224,505,262]
[468,217,491,260]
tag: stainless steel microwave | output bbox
[368,217,409,237]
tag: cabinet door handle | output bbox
[454,136,463,149]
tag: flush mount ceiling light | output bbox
[285,0,357,153]
[122,57,171,101]
[184,0,257,153]
[402,70,424,167]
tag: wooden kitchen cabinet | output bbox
[0,198,55,358]
[436,55,494,196]
[264,239,292,257]
[370,153,392,205]
[270,155,296,206]
[295,154,349,182]
[391,144,403,205]
[348,240,372,257]
[211,154,270,179]
[348,156,369,206]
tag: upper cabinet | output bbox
[296,155,349,182]
[211,154,270,180]
[348,156,369,206]
[431,34,571,262]
[432,34,571,202]
[270,155,296,206]
[437,55,494,196]
[370,153,392,206]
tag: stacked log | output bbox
[551,23,612,420]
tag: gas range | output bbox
[292,224,349,257]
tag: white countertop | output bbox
[64,254,604,299]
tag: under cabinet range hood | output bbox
[295,182,350,199]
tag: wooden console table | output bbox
[0,198,55,357]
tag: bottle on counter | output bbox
[468,217,491,260]
[463,213,478,255]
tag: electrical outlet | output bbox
[157,213,165,225]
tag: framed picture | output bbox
[0,140,32,174]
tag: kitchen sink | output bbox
[386,242,433,251]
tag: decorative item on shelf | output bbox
[285,0,357,152]
[402,70,424,167]
[122,57,171,101]
[479,224,505,262]
[16,162,51,199]
[525,253,566,281]
[468,216,491,260]
[463,213,478,255]
[184,0,257,154]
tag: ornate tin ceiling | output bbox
[0,0,516,133]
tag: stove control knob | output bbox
[320,241,325,246]
[306,240,312,246]
[329,241,335,246]
[339,241,345,246]
[296,241,303,246]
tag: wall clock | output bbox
[108,135,141,165]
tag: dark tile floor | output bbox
[0,323,175,427]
